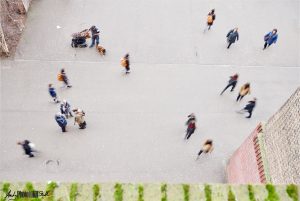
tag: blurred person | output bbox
[120,53,130,74]
[186,113,196,125]
[48,84,60,103]
[185,118,196,140]
[60,100,73,119]
[236,83,251,102]
[55,113,67,132]
[205,9,216,31]
[196,139,214,160]
[89,25,100,48]
[238,98,257,118]
[226,28,239,49]
[73,108,87,129]
[263,29,278,50]
[58,68,72,88]
[17,140,35,158]
[220,73,239,95]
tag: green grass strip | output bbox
[93,184,100,201]
[25,182,34,191]
[228,186,236,201]
[182,184,190,201]
[1,183,10,193]
[114,183,123,201]
[247,185,256,201]
[264,184,280,201]
[204,184,212,201]
[286,184,299,201]
[161,183,167,201]
[70,183,78,201]
[1,183,10,201]
[138,185,144,201]
[45,182,58,201]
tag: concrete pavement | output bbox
[0,0,299,183]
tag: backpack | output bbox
[207,15,213,23]
[57,73,63,81]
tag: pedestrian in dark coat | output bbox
[89,25,100,48]
[185,120,196,140]
[121,54,130,74]
[55,113,67,132]
[220,73,239,95]
[48,84,60,103]
[238,98,257,118]
[17,140,34,157]
[205,9,216,31]
[226,28,239,49]
[263,29,278,50]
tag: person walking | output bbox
[58,69,72,88]
[89,25,100,48]
[226,28,239,49]
[60,100,73,119]
[73,108,87,129]
[17,140,35,158]
[238,98,257,118]
[196,139,214,160]
[263,29,278,50]
[121,54,130,74]
[205,9,216,31]
[185,119,196,140]
[55,113,67,132]
[220,73,239,95]
[236,83,251,102]
[48,84,60,103]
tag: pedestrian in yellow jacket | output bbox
[196,139,214,160]
[236,83,251,102]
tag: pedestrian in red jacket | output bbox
[185,120,196,140]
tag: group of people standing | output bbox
[48,69,87,133]
[204,9,279,50]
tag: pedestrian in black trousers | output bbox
[238,98,257,118]
[220,73,239,95]
[226,28,239,49]
[17,140,35,157]
[185,120,196,140]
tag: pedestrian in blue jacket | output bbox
[55,113,67,132]
[48,84,60,103]
[263,29,278,50]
